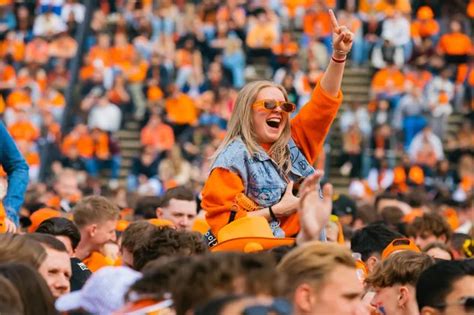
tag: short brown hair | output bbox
[408,212,452,242]
[365,251,434,288]
[121,221,156,252]
[73,196,120,228]
[160,186,195,207]
[0,234,46,269]
[277,241,355,297]
[172,252,279,315]
[133,227,208,271]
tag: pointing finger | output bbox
[329,9,339,31]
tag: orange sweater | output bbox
[202,83,342,236]
[438,32,472,56]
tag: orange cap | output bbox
[148,218,175,227]
[382,238,420,259]
[417,6,434,20]
[29,208,61,233]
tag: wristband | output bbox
[268,206,278,221]
[331,55,346,63]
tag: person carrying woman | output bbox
[202,10,354,238]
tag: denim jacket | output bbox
[0,122,29,225]
[213,137,315,208]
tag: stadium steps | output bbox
[115,120,141,185]
[326,67,372,194]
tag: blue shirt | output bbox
[0,122,29,225]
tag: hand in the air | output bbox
[329,9,354,57]
[297,170,334,244]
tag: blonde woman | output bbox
[202,11,354,238]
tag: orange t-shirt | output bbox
[165,94,198,125]
[38,93,66,111]
[411,19,439,38]
[371,68,405,94]
[110,44,136,67]
[303,10,332,37]
[0,64,15,84]
[438,32,472,56]
[0,38,26,62]
[8,121,39,142]
[202,82,342,237]
[6,90,31,109]
[126,60,148,83]
[88,46,112,67]
[62,133,95,159]
[405,70,432,89]
[140,123,175,151]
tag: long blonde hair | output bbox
[213,80,292,174]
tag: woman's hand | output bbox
[297,170,334,244]
[272,181,300,217]
[329,9,354,59]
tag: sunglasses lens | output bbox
[263,100,277,110]
[282,102,295,113]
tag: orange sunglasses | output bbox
[252,99,296,113]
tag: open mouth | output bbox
[266,118,281,129]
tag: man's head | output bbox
[172,252,279,315]
[409,213,452,249]
[0,234,46,270]
[132,227,207,271]
[351,223,404,272]
[417,260,474,315]
[73,196,120,251]
[120,221,157,269]
[26,233,72,299]
[36,217,81,256]
[365,251,435,315]
[156,187,197,231]
[277,241,366,315]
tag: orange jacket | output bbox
[438,32,472,56]
[202,82,342,236]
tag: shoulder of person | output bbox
[213,137,252,167]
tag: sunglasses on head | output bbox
[252,99,296,113]
[381,238,420,259]
[434,296,474,313]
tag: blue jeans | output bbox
[403,115,427,149]
[84,156,121,180]
[0,122,29,225]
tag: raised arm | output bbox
[0,122,29,231]
[320,10,354,96]
[291,10,354,164]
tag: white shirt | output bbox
[88,103,122,133]
[61,3,85,23]
[381,16,411,46]
[33,13,67,36]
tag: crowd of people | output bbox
[0,0,473,314]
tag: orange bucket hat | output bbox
[382,238,420,259]
[211,216,295,253]
[29,208,61,233]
